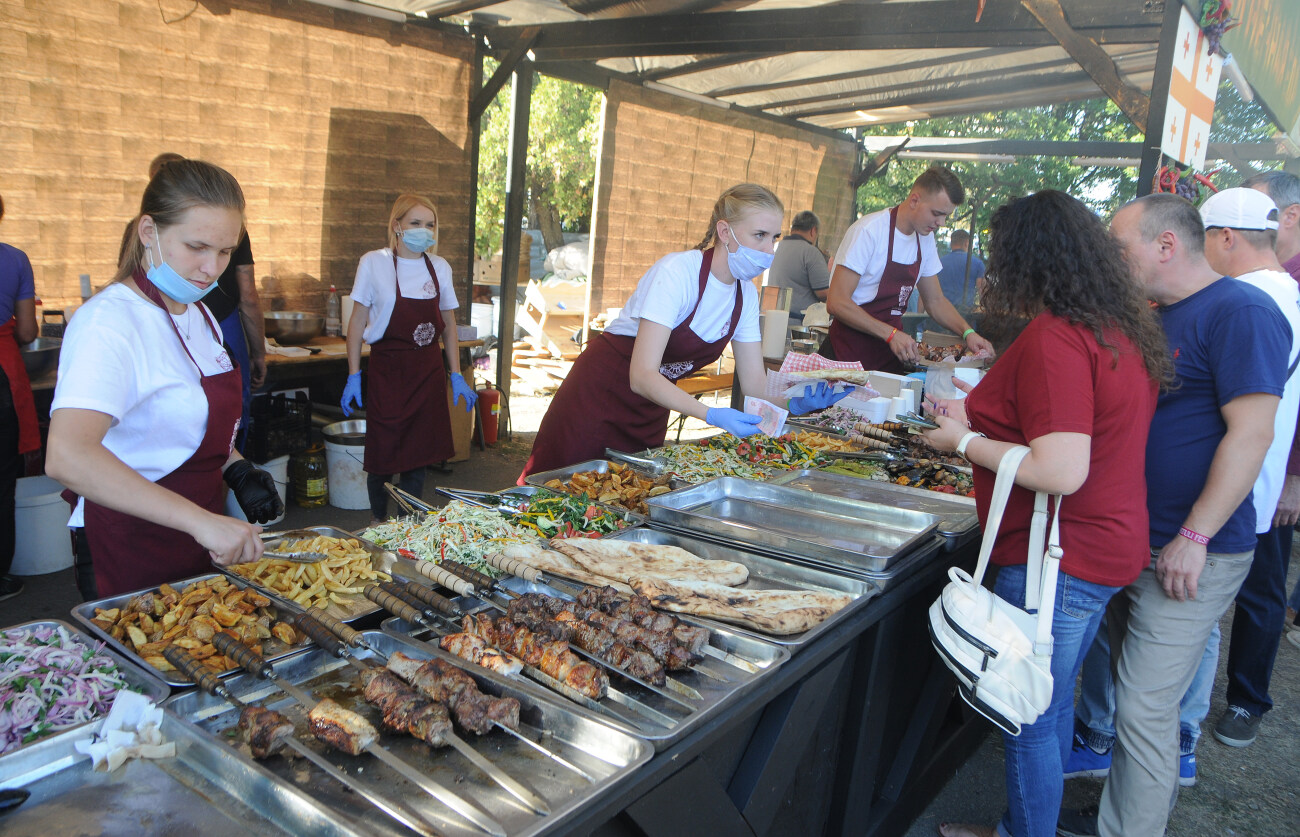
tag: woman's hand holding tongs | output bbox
[919,377,975,452]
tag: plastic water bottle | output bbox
[325,285,342,337]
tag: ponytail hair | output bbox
[693,184,784,250]
[116,160,245,283]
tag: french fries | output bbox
[90,577,301,674]
[229,536,390,613]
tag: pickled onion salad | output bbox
[0,623,135,754]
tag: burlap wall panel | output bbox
[589,79,856,316]
[0,0,474,313]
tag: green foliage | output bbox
[475,61,601,258]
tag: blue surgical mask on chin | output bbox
[146,238,218,305]
[401,228,436,254]
[726,228,774,281]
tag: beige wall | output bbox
[0,0,474,314]
[588,79,857,315]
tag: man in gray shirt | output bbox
[767,211,830,324]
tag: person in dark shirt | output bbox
[767,210,830,324]
[935,229,984,314]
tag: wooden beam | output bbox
[1020,0,1149,128]
[640,52,777,83]
[1137,0,1183,194]
[494,62,534,429]
[470,26,540,123]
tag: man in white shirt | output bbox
[824,166,993,372]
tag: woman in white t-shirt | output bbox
[46,160,281,599]
[342,194,476,523]
[520,184,848,480]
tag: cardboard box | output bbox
[446,381,475,463]
[867,370,922,401]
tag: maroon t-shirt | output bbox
[964,312,1158,587]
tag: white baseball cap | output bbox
[1201,187,1280,231]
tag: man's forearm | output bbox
[1185,425,1273,539]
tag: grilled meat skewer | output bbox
[505,598,666,685]
[462,613,609,699]
[578,586,712,655]
[517,593,698,671]
[238,705,296,760]
[387,652,522,735]
[308,698,379,756]
[361,668,454,747]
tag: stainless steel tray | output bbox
[0,709,357,836]
[383,576,788,750]
[524,458,680,515]
[0,620,170,761]
[217,525,397,622]
[167,631,653,837]
[767,469,979,551]
[600,527,878,648]
[72,573,314,689]
[645,476,941,574]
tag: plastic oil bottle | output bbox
[325,286,342,337]
[292,444,328,507]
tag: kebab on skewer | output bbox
[577,585,713,656]
[385,653,522,735]
[514,593,701,671]
[454,613,609,700]
[504,596,666,685]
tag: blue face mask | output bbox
[146,237,218,305]
[400,228,436,254]
[726,227,774,281]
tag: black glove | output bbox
[224,459,284,524]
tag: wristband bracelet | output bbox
[955,430,985,459]
[886,328,898,344]
[1178,526,1210,546]
[961,327,975,340]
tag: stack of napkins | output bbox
[74,690,175,772]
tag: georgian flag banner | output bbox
[1161,4,1224,170]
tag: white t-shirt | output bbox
[51,283,235,527]
[1237,268,1300,532]
[831,208,942,306]
[604,249,761,345]
[350,249,459,344]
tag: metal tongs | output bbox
[257,530,328,563]
[784,419,847,436]
[895,411,940,431]
[823,449,909,463]
[431,485,529,514]
[605,447,669,477]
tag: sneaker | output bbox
[1056,806,1100,837]
[0,575,23,604]
[1288,631,1300,651]
[1213,705,1261,747]
[1179,750,1197,787]
[1287,607,1299,632]
[1063,733,1111,779]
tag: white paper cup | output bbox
[865,396,892,424]
[890,395,908,420]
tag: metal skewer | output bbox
[205,634,508,836]
[162,645,444,837]
[295,607,598,785]
[366,584,679,730]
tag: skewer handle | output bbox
[411,559,476,596]
[365,584,426,625]
[483,551,542,582]
[304,607,363,648]
[212,632,273,678]
[293,610,349,658]
[378,581,445,624]
[163,645,227,697]
[395,579,461,617]
[437,559,495,592]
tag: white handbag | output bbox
[928,445,1063,736]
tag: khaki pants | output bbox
[1099,549,1254,837]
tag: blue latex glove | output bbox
[705,407,763,438]
[788,382,853,416]
[450,373,477,413]
[341,371,363,417]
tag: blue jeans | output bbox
[993,565,1120,837]
[1075,617,1215,755]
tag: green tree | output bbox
[475,64,601,259]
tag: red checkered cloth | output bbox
[778,352,864,374]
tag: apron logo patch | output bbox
[413,322,436,346]
[217,352,233,372]
[659,361,695,380]
[423,281,436,296]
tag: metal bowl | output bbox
[264,311,324,345]
[322,419,366,445]
[21,337,61,379]
[789,326,815,341]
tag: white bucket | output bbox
[324,439,369,510]
[224,454,289,526]
[13,475,75,575]
[471,302,495,338]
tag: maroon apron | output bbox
[364,253,454,474]
[83,273,243,597]
[825,206,921,374]
[521,247,742,480]
[0,319,40,454]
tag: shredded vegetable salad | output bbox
[362,501,537,577]
[659,433,828,482]
[1,624,136,754]
[799,405,861,433]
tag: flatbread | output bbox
[548,538,749,587]
[791,369,872,385]
[496,543,633,594]
[631,576,853,636]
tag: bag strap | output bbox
[969,444,1032,588]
